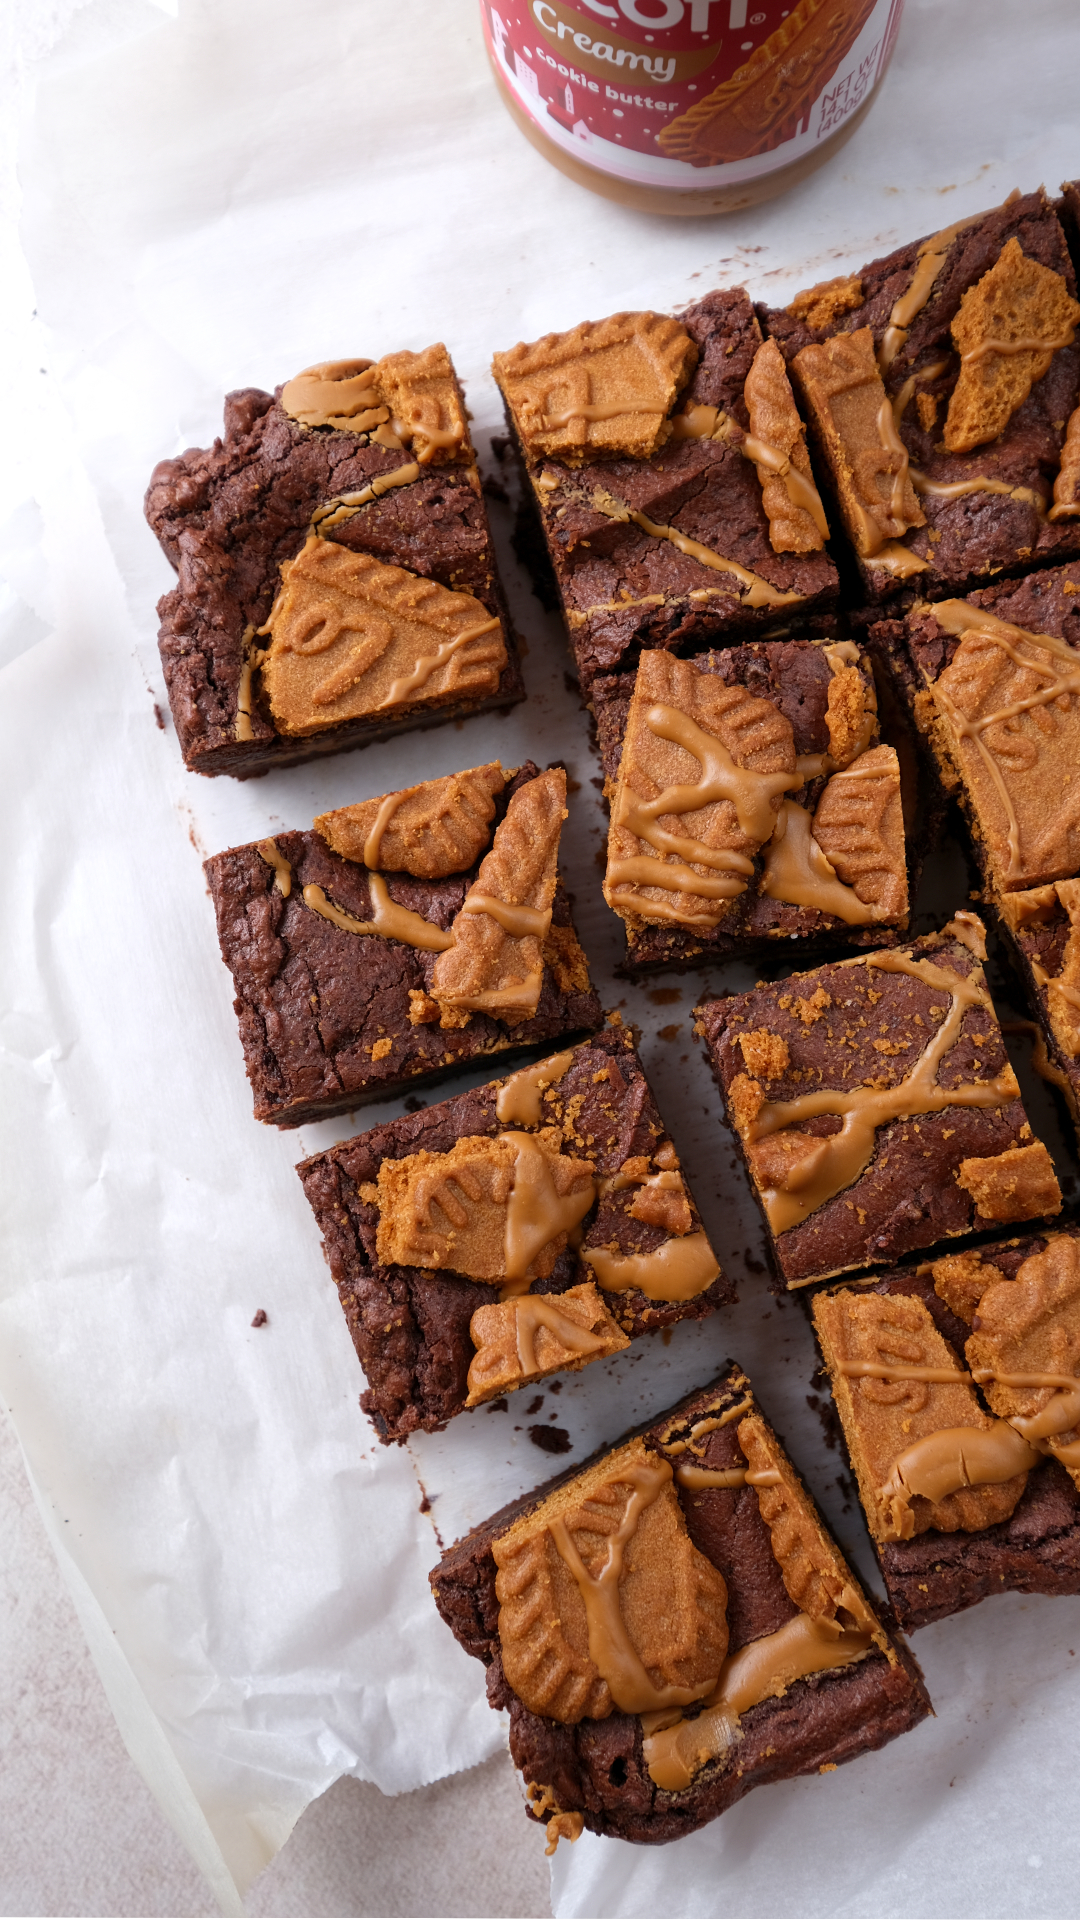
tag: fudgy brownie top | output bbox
[697,920,1062,1284]
[430,1368,926,1847]
[498,290,837,688]
[762,189,1080,597]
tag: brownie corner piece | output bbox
[761,187,1080,602]
[899,566,1080,901]
[597,632,918,975]
[204,761,601,1126]
[811,1226,1080,1631]
[295,1024,732,1443]
[145,347,523,777]
[430,1364,930,1848]
[696,913,1062,1288]
[492,291,837,698]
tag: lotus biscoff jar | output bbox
[481,0,905,214]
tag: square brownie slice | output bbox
[145,347,523,776]
[881,565,1080,900]
[296,1026,733,1442]
[492,293,838,699]
[695,914,1062,1288]
[593,635,918,974]
[205,762,601,1126]
[812,1226,1080,1632]
[429,1365,930,1848]
[761,188,1080,601]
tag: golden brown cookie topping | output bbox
[492,313,697,464]
[931,1249,993,1323]
[604,648,798,932]
[281,345,468,464]
[792,326,925,559]
[628,1171,693,1236]
[259,539,507,735]
[786,274,865,333]
[813,1290,1030,1541]
[825,662,876,769]
[1051,404,1080,520]
[736,1413,879,1635]
[810,745,909,923]
[742,338,828,553]
[430,767,566,1023]
[945,239,1080,453]
[465,1282,629,1406]
[541,922,593,997]
[956,1141,1062,1223]
[313,764,505,877]
[738,1029,790,1080]
[966,1235,1080,1489]
[927,607,1080,891]
[492,1440,728,1723]
[375,1128,595,1287]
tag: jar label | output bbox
[482,0,903,187]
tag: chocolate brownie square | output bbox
[761,188,1080,601]
[492,292,838,699]
[205,762,601,1127]
[145,348,523,777]
[593,634,920,974]
[812,1226,1080,1631]
[695,914,1062,1288]
[296,1026,733,1442]
[883,565,1080,901]
[429,1365,930,1848]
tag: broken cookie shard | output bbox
[492,312,697,464]
[374,1129,595,1286]
[492,1439,729,1723]
[465,1282,630,1407]
[431,766,566,1020]
[259,538,508,736]
[945,238,1080,453]
[282,342,468,465]
[792,327,925,558]
[313,763,506,877]
[809,745,908,923]
[743,337,827,553]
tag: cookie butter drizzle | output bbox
[302,877,455,951]
[499,1132,596,1301]
[607,703,806,918]
[876,195,1020,373]
[495,1051,576,1126]
[378,615,504,711]
[547,1455,717,1716]
[760,800,877,925]
[459,893,552,941]
[926,599,1080,883]
[235,625,257,740]
[510,1296,611,1374]
[745,950,1017,1240]
[256,838,292,897]
[311,461,422,533]
[668,404,828,537]
[583,1232,720,1303]
[588,488,802,610]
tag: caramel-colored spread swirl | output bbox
[740,947,1019,1236]
[302,876,454,952]
[495,1050,576,1126]
[256,837,292,898]
[583,1231,720,1304]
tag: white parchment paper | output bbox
[5,0,1080,1912]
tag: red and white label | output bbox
[483,0,904,188]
